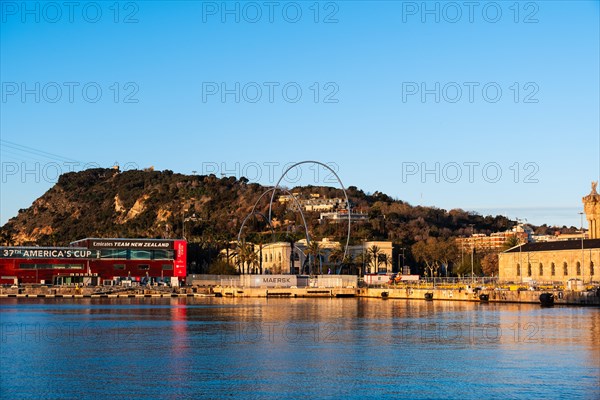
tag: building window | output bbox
[551,263,555,276]
[516,263,521,276]
[19,263,83,270]
[563,262,568,276]
[539,263,543,276]
[591,261,595,276]
[138,264,150,270]
[154,250,175,260]
[527,263,532,277]
[100,249,128,259]
[131,250,152,260]
[576,262,581,275]
[114,264,125,270]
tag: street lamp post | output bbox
[363,243,366,275]
[580,212,585,283]
[398,247,405,275]
[516,218,527,284]
[468,224,474,285]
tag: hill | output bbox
[1,168,518,251]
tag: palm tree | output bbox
[236,240,257,274]
[328,245,344,274]
[233,241,245,274]
[252,234,266,274]
[285,233,302,275]
[369,245,381,274]
[306,240,324,275]
[378,253,390,273]
[355,252,371,276]
[342,253,355,275]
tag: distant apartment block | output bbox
[319,210,369,223]
[456,224,533,253]
[278,194,348,212]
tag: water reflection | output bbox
[1,298,598,399]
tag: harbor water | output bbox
[1,298,598,399]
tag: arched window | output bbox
[516,263,521,276]
[539,263,543,276]
[269,254,273,262]
[527,263,532,277]
[551,262,556,276]
[563,262,568,276]
[576,262,581,275]
[591,261,595,276]
[278,253,282,262]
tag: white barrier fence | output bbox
[187,274,358,288]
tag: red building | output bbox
[0,238,187,285]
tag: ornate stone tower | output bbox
[583,181,600,239]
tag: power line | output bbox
[0,140,82,164]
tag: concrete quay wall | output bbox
[212,286,600,305]
[213,287,357,298]
[2,285,598,306]
[0,286,212,298]
[361,287,600,306]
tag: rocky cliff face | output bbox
[1,168,267,245]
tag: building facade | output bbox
[0,238,187,284]
[499,183,600,283]
[226,238,394,275]
[498,240,599,283]
[347,241,394,274]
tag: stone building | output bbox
[224,238,394,275]
[583,181,600,239]
[499,182,600,283]
[498,239,599,283]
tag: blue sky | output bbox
[1,1,599,228]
